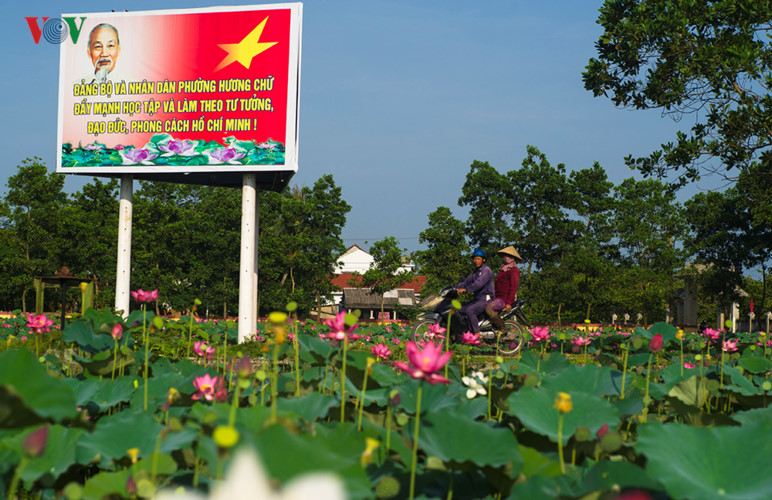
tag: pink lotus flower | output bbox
[254,335,266,342]
[684,362,696,369]
[649,333,663,353]
[426,323,446,340]
[192,373,219,401]
[371,344,392,360]
[571,336,591,347]
[529,326,550,342]
[461,331,481,346]
[702,327,721,341]
[193,341,216,360]
[111,323,123,340]
[722,340,738,353]
[26,313,54,334]
[324,311,358,345]
[393,340,452,385]
[391,337,402,345]
[131,288,158,303]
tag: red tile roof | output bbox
[331,273,426,293]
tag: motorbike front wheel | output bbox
[412,318,444,343]
[497,319,525,355]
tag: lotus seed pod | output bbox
[632,338,644,350]
[574,426,591,442]
[375,476,401,498]
[523,373,539,388]
[600,431,623,453]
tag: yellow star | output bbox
[215,17,278,72]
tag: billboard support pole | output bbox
[238,173,259,342]
[115,174,133,318]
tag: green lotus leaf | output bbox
[540,364,622,397]
[506,474,579,500]
[514,351,571,375]
[133,452,178,476]
[276,392,337,421]
[415,409,523,471]
[5,425,85,487]
[158,426,199,455]
[518,444,561,478]
[396,378,463,414]
[62,321,113,353]
[62,377,135,411]
[82,469,130,499]
[0,350,78,426]
[738,356,772,374]
[732,406,772,426]
[76,409,164,467]
[506,387,620,445]
[637,422,772,500]
[723,365,760,396]
[579,460,662,495]
[667,375,709,407]
[255,423,372,500]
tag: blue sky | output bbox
[2,0,723,253]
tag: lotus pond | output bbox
[1,307,771,500]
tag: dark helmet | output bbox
[472,248,487,259]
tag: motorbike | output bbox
[412,286,528,355]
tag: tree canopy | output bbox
[583,0,772,184]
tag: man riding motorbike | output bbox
[451,248,493,342]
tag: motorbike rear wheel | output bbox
[412,319,444,343]
[498,319,525,355]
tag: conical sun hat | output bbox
[497,246,522,261]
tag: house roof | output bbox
[342,288,416,308]
[331,273,426,293]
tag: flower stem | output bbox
[620,342,629,400]
[357,368,370,431]
[341,337,349,422]
[111,342,119,380]
[409,383,423,500]
[270,342,280,423]
[143,304,149,411]
[186,312,194,359]
[641,352,653,423]
[8,456,29,500]
[557,413,565,474]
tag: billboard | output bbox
[57,3,302,187]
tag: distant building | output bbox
[318,244,425,321]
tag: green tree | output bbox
[58,178,119,309]
[357,237,413,321]
[612,178,688,323]
[258,175,350,315]
[415,206,469,295]
[583,0,772,184]
[458,160,515,251]
[507,146,574,275]
[0,158,67,311]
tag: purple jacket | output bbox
[457,264,494,303]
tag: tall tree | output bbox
[258,175,350,315]
[415,207,469,295]
[58,178,120,309]
[0,158,67,311]
[358,237,413,321]
[507,146,573,275]
[458,160,515,251]
[612,178,687,323]
[584,0,772,184]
